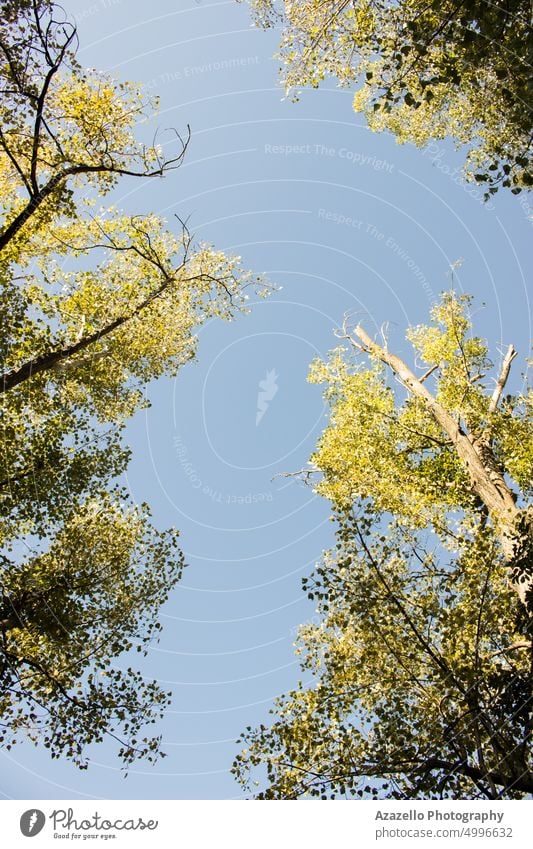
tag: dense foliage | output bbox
[249,0,533,194]
[233,295,532,798]
[0,0,261,768]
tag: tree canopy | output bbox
[0,0,262,768]
[233,294,533,798]
[248,0,533,195]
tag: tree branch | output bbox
[488,344,517,414]
[0,134,189,253]
[352,325,517,519]
[0,253,226,393]
[351,326,531,612]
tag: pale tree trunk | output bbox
[354,327,532,615]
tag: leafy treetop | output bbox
[0,0,267,769]
[248,0,533,195]
[233,293,532,799]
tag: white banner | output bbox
[1,800,531,848]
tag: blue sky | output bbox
[2,0,531,800]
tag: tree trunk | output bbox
[354,327,533,615]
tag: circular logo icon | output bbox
[20,809,46,837]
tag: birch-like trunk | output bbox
[354,327,532,615]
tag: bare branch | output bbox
[354,324,516,513]
[489,642,532,658]
[272,467,319,484]
[419,363,439,383]
[489,344,517,414]
[352,325,533,612]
